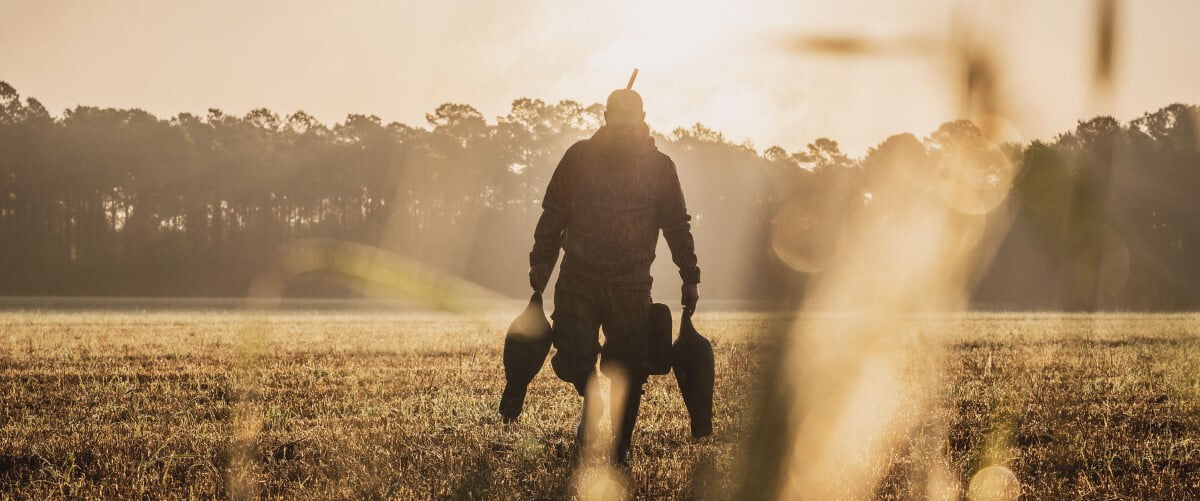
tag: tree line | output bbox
[1,81,1197,309]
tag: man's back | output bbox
[530,128,700,289]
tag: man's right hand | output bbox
[529,263,552,293]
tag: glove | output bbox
[682,282,699,313]
[529,263,553,293]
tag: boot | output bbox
[612,382,644,467]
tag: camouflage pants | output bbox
[550,273,651,395]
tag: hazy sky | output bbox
[3,0,1198,154]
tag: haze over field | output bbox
[3,78,1199,310]
[4,0,1200,154]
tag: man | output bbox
[528,87,700,465]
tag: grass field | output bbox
[2,311,1200,499]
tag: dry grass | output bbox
[1,311,1199,499]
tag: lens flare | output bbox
[572,370,631,501]
[967,465,1021,501]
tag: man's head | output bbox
[604,89,647,148]
[604,89,645,127]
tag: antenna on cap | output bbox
[626,68,639,90]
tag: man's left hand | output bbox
[530,263,552,293]
[682,282,699,313]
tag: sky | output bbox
[2,0,1198,155]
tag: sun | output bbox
[586,0,751,75]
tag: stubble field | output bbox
[2,310,1199,499]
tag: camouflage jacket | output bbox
[530,127,700,289]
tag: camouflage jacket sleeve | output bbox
[657,158,701,284]
[529,143,579,268]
